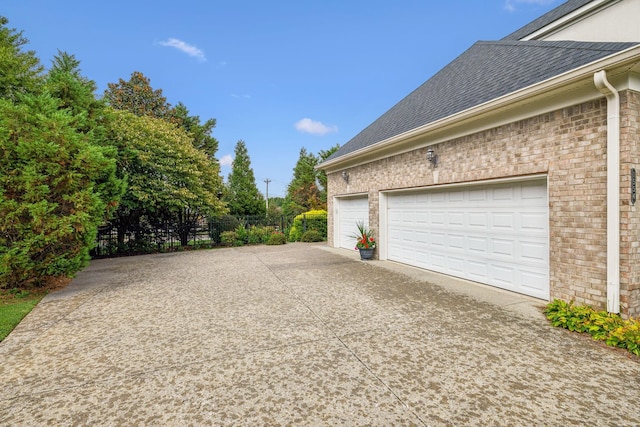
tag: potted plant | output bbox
[352,221,376,260]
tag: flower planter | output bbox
[359,248,375,260]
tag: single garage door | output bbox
[337,196,369,250]
[387,180,549,299]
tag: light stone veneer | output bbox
[328,90,640,318]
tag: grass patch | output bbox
[0,277,70,342]
[0,289,45,341]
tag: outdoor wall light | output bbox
[427,148,438,167]
[341,170,349,183]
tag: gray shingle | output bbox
[327,40,637,162]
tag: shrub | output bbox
[220,231,237,246]
[234,224,249,243]
[301,230,324,242]
[247,226,269,245]
[209,215,240,244]
[288,209,327,242]
[266,232,287,245]
[544,299,640,357]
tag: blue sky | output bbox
[3,0,561,197]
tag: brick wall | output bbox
[327,91,640,316]
[621,90,640,318]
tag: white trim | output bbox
[380,174,548,194]
[378,192,388,260]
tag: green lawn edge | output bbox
[0,294,45,342]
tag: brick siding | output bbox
[327,90,640,317]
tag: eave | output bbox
[318,44,640,173]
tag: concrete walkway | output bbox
[1,243,639,426]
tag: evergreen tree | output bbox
[0,20,122,287]
[225,140,265,216]
[0,94,120,287]
[0,16,44,101]
[317,144,340,205]
[46,51,125,216]
[172,102,219,160]
[283,148,321,217]
[103,71,174,120]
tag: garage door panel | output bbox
[468,236,488,253]
[448,234,465,251]
[522,182,547,199]
[492,213,515,230]
[337,197,368,250]
[468,212,488,228]
[468,261,488,281]
[491,264,516,287]
[431,232,446,247]
[448,256,466,274]
[431,211,446,225]
[520,241,547,262]
[521,212,547,232]
[387,180,549,299]
[448,212,465,227]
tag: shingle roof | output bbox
[502,0,595,41]
[327,40,637,162]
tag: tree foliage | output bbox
[225,140,265,216]
[0,16,44,101]
[317,143,340,204]
[283,148,321,217]
[172,102,219,160]
[0,20,122,288]
[103,71,174,120]
[105,110,226,244]
[0,94,119,287]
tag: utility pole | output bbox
[264,178,271,213]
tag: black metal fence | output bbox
[90,214,320,258]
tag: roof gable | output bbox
[327,40,637,162]
[502,0,594,41]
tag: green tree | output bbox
[172,102,219,160]
[0,93,119,287]
[0,16,44,101]
[283,148,321,217]
[225,140,265,216]
[46,51,125,215]
[105,110,226,246]
[103,71,174,120]
[317,144,340,205]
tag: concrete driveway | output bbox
[1,243,639,426]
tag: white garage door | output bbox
[337,197,369,250]
[387,180,549,299]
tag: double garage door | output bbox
[386,180,549,299]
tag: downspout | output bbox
[594,70,620,314]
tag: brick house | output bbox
[318,0,640,317]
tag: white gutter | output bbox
[594,70,620,314]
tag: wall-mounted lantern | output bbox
[427,148,438,168]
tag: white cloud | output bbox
[159,38,206,62]
[231,93,252,99]
[294,118,338,136]
[219,154,233,166]
[504,0,557,12]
